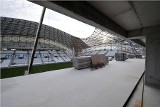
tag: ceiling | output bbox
[31,1,160,47]
[88,1,160,31]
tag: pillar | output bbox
[145,32,160,89]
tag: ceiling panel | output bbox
[88,1,142,31]
[88,1,131,18]
[112,9,142,30]
[134,1,160,27]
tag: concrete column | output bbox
[145,32,160,89]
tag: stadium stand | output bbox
[1,17,88,56]
[0,17,143,68]
[0,50,72,68]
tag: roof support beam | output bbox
[31,1,127,39]
[127,25,160,39]
[31,1,146,47]
[26,7,46,75]
[131,39,145,47]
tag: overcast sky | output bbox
[0,0,95,38]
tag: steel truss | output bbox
[81,28,144,55]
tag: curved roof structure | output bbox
[1,17,89,52]
[81,28,122,47]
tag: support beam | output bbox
[127,25,160,39]
[26,7,46,75]
[8,50,16,67]
[130,39,145,47]
[30,1,147,47]
[31,1,127,39]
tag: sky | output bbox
[0,0,95,38]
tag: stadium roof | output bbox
[82,28,121,47]
[1,17,89,52]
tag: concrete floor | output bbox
[1,59,145,107]
[127,76,160,107]
[126,76,144,107]
[144,85,160,107]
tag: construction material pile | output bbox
[115,53,127,61]
[91,55,108,69]
[73,55,108,70]
[128,54,135,58]
[72,56,91,70]
[135,55,142,58]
